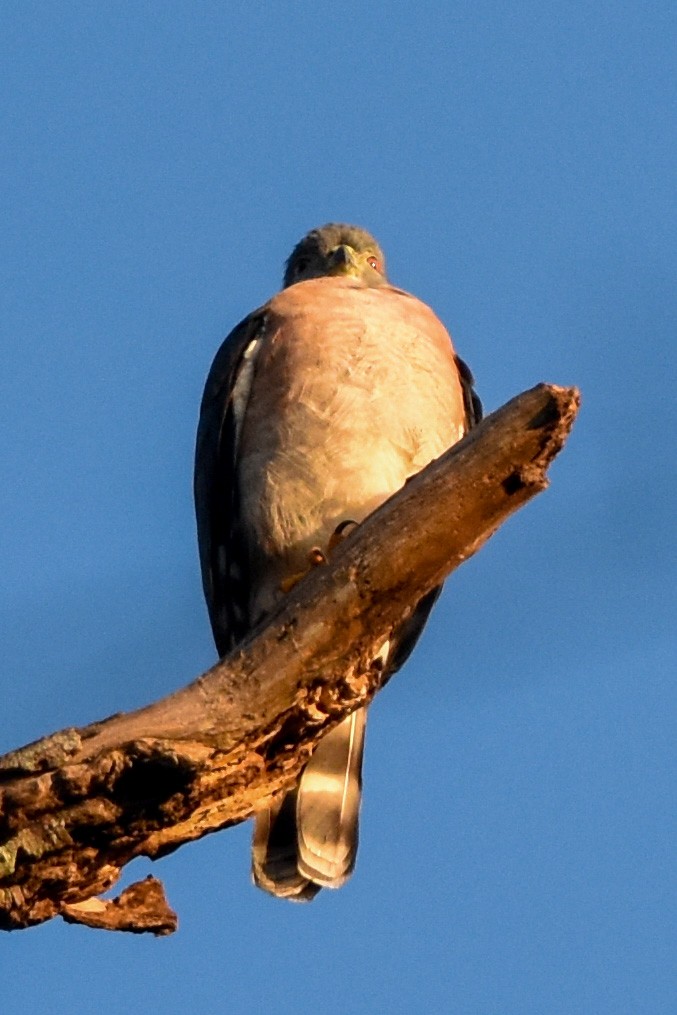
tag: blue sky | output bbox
[1,3,675,1013]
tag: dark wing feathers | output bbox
[194,309,267,657]
[455,354,483,429]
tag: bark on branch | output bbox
[0,383,579,935]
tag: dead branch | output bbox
[0,382,579,934]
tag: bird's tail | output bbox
[252,707,367,900]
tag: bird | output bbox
[194,223,481,900]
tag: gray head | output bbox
[283,223,388,289]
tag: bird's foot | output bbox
[279,520,358,593]
[279,548,327,593]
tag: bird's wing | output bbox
[194,307,268,657]
[455,353,483,428]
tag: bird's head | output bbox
[283,223,387,289]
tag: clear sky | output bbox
[1,3,675,1013]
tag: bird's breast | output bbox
[236,278,466,616]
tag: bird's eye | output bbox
[294,257,310,275]
[367,256,382,273]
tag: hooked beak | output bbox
[327,244,359,276]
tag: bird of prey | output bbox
[195,223,481,900]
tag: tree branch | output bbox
[0,382,579,934]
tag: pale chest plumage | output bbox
[235,276,466,622]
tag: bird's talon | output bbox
[328,519,358,553]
